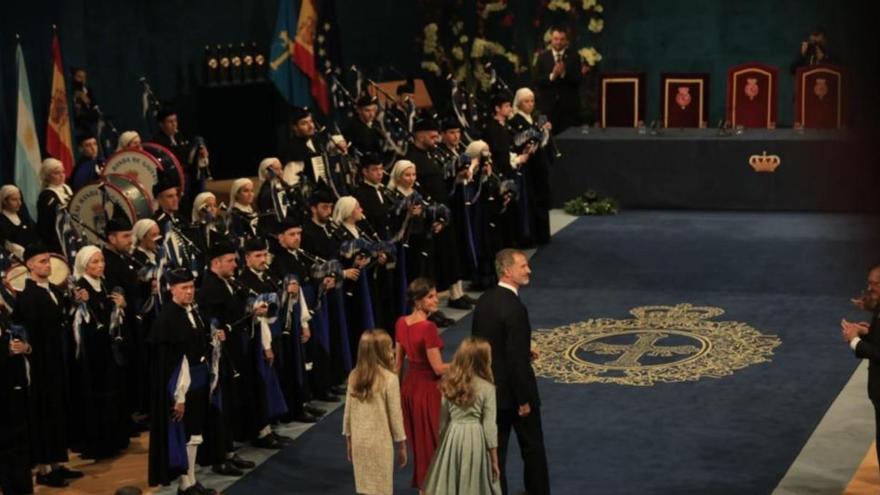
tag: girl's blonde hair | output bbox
[349,329,394,402]
[439,337,494,407]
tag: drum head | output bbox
[105,173,155,217]
[4,254,70,292]
[69,182,138,245]
[143,142,187,197]
[103,149,163,200]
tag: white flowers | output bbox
[578,47,602,66]
[470,38,506,59]
[588,18,604,33]
[548,0,572,11]
[452,46,464,61]
[423,23,439,55]
[421,61,442,76]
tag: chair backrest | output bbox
[660,73,710,128]
[726,63,779,128]
[598,73,646,127]
[794,64,846,129]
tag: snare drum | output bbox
[4,254,71,292]
[69,177,146,245]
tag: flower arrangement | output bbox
[563,190,619,216]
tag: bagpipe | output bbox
[448,74,488,143]
[388,188,452,244]
[330,220,397,268]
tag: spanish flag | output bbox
[292,0,329,113]
[46,30,74,177]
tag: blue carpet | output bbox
[226,211,880,495]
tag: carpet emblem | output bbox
[532,304,781,386]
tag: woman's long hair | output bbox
[349,329,394,402]
[439,337,494,407]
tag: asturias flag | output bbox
[46,30,74,177]
[269,0,313,107]
[14,42,42,215]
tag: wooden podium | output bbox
[794,64,846,129]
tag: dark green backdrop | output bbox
[1,1,876,182]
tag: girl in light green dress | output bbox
[423,337,502,495]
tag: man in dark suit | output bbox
[532,26,582,134]
[842,265,880,470]
[472,248,550,494]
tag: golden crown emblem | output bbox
[749,151,781,173]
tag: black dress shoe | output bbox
[272,432,294,443]
[253,434,284,449]
[228,453,256,469]
[428,312,454,327]
[460,294,478,305]
[304,404,326,416]
[212,462,243,476]
[330,384,347,395]
[447,297,473,310]
[36,470,69,487]
[55,465,84,479]
[293,412,319,423]
[314,391,341,402]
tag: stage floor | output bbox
[36,210,880,494]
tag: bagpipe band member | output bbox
[302,188,352,390]
[510,87,553,247]
[116,130,142,151]
[13,243,85,488]
[0,185,40,261]
[189,191,225,266]
[268,213,336,413]
[132,218,162,419]
[461,139,507,289]
[36,158,72,253]
[152,174,182,232]
[256,157,308,236]
[147,268,217,494]
[237,236,297,446]
[71,133,103,192]
[228,178,260,242]
[330,196,378,363]
[0,296,34,494]
[71,245,130,460]
[195,240,258,476]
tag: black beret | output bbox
[23,242,50,262]
[275,211,304,234]
[155,107,177,123]
[413,116,439,133]
[491,92,513,108]
[165,267,194,286]
[208,239,237,260]
[396,78,415,96]
[440,116,462,132]
[105,214,133,236]
[244,236,269,253]
[152,174,179,197]
[359,152,383,168]
[76,133,97,145]
[290,105,311,124]
[355,94,378,108]
[308,187,335,206]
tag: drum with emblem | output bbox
[68,177,149,245]
[102,149,163,200]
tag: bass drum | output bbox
[105,173,154,218]
[102,149,163,200]
[4,254,71,292]
[68,178,142,245]
[142,142,187,197]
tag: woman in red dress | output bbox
[395,277,450,493]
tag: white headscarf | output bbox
[39,158,65,187]
[0,185,21,212]
[74,245,102,280]
[386,160,416,192]
[192,192,217,222]
[133,218,159,247]
[116,131,141,151]
[513,87,536,124]
[331,196,359,225]
[464,140,489,159]
[258,157,281,183]
[230,178,253,211]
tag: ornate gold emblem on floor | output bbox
[532,304,781,386]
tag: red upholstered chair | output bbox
[794,65,846,129]
[598,73,645,127]
[660,73,709,128]
[726,63,779,128]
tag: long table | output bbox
[550,127,880,211]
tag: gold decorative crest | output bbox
[749,151,781,173]
[532,304,781,386]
